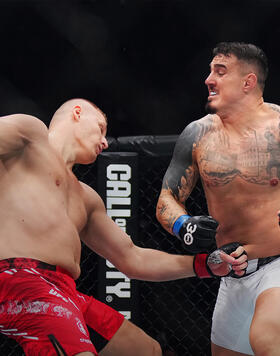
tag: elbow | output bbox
[114,256,148,281]
[122,267,142,281]
[113,259,138,280]
[124,269,138,280]
[155,205,160,223]
[155,197,164,223]
[124,268,151,281]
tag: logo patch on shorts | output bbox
[80,338,92,344]
[49,289,68,303]
[75,317,87,337]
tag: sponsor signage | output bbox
[97,152,139,322]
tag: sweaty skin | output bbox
[1,99,242,284]
[0,97,247,286]
[157,50,280,261]
[0,100,171,356]
[0,113,99,280]
[157,102,280,260]
[156,45,280,356]
[0,99,248,356]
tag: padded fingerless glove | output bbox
[193,242,247,278]
[172,214,218,254]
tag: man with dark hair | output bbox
[0,98,246,356]
[212,42,268,90]
[157,42,280,355]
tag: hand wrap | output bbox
[172,214,218,253]
[193,242,247,278]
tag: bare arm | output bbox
[0,114,47,160]
[80,184,247,280]
[156,118,213,234]
[80,184,196,281]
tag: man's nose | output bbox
[102,137,109,149]
[205,73,214,86]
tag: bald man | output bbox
[0,98,246,356]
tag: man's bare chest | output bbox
[28,145,88,231]
[50,165,87,231]
[197,127,280,186]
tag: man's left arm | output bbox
[80,188,195,281]
[80,185,247,281]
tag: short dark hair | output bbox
[213,42,268,91]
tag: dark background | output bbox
[0,0,279,137]
[0,2,278,354]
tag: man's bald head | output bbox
[49,98,106,129]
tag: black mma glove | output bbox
[172,214,218,253]
[193,242,248,278]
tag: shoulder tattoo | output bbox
[162,116,215,201]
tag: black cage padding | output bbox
[106,135,178,157]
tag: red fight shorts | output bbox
[0,258,124,356]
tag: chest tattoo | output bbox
[199,123,280,186]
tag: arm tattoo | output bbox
[268,103,280,114]
[162,116,214,202]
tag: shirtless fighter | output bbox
[0,98,246,356]
[156,42,280,355]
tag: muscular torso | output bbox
[0,137,88,279]
[160,104,280,258]
[196,110,280,257]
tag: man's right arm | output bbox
[156,117,218,253]
[0,114,47,160]
[156,121,200,232]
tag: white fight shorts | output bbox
[211,257,280,354]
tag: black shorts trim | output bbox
[48,334,68,356]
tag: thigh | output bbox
[250,287,280,354]
[99,319,162,356]
[211,278,254,355]
[80,294,161,356]
[250,259,280,352]
[212,342,251,356]
[0,270,97,356]
[81,295,124,341]
[253,287,280,326]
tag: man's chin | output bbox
[205,101,217,114]
[77,154,96,165]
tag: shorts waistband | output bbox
[0,258,72,278]
[233,254,280,278]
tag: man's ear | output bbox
[244,73,257,92]
[73,105,82,121]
